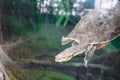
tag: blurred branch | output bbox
[64,63,111,70]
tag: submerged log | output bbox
[0,45,13,80]
[0,61,9,80]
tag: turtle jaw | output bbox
[55,45,86,62]
[55,49,85,62]
[55,48,74,62]
[55,55,72,62]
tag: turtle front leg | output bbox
[84,45,96,67]
[61,36,72,45]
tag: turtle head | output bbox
[55,45,86,62]
[55,51,73,62]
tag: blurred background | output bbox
[0,0,120,80]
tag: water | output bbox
[1,0,120,80]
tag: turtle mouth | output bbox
[55,56,72,62]
[55,50,85,62]
[55,53,74,62]
[55,44,87,63]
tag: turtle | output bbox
[55,2,120,67]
